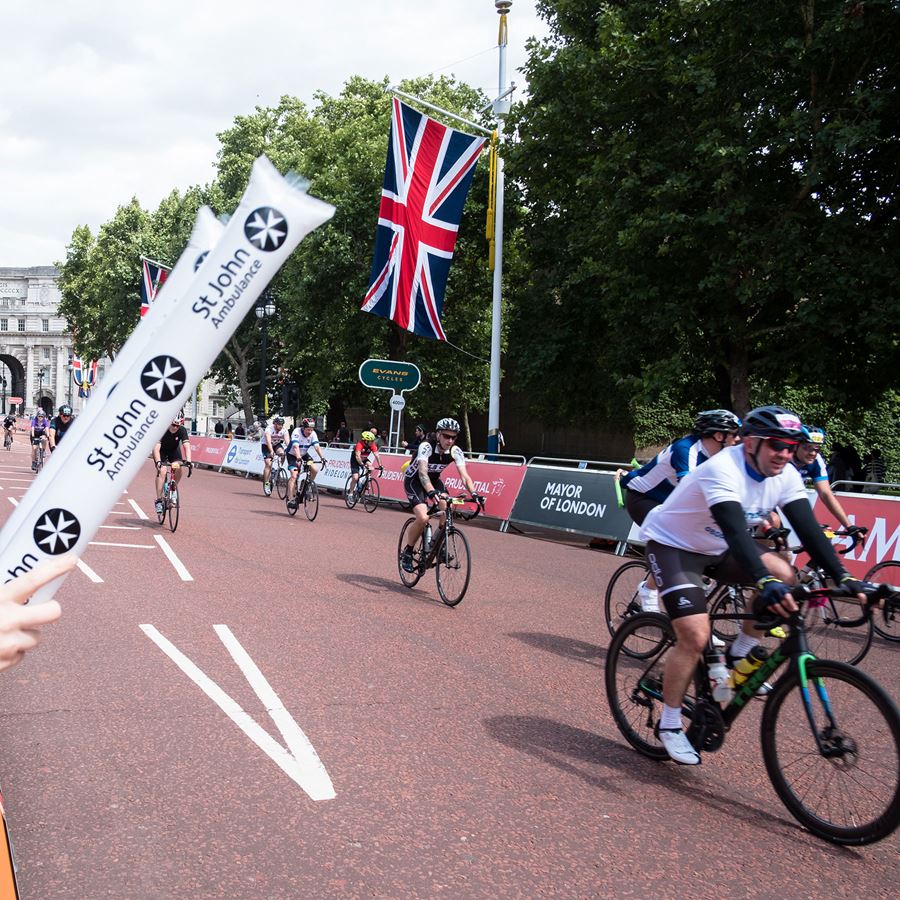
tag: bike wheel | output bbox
[864,561,900,643]
[761,659,900,845]
[344,475,358,509]
[156,492,167,525]
[605,612,688,760]
[709,585,748,644]
[802,595,873,665]
[604,560,649,640]
[168,490,179,533]
[363,478,380,513]
[286,490,299,516]
[303,482,319,521]
[398,517,425,587]
[274,467,288,501]
[436,528,471,607]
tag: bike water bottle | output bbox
[730,645,770,688]
[706,649,734,703]
[423,524,432,554]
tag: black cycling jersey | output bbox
[159,426,190,459]
[2,417,14,430]
[50,415,74,444]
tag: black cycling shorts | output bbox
[624,488,661,526]
[159,451,184,465]
[262,443,284,460]
[645,540,766,620]
[350,457,372,475]
[405,475,445,508]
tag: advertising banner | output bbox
[318,447,352,491]
[440,460,526,521]
[509,466,633,540]
[220,439,265,476]
[191,436,229,468]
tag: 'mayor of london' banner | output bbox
[509,466,633,541]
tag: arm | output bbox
[782,498,849,584]
[48,425,57,450]
[152,441,162,465]
[813,481,853,530]
[417,457,437,497]
[183,439,192,464]
[457,462,477,496]
[710,501,771,585]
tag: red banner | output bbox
[190,436,229,467]
[810,491,900,578]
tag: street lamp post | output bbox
[1,375,6,416]
[37,366,47,414]
[67,357,74,407]
[254,289,276,421]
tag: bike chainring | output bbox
[686,699,726,752]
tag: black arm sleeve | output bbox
[782,498,848,584]
[710,501,770,584]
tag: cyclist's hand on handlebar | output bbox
[838,574,870,598]
[754,577,798,618]
[472,492,486,505]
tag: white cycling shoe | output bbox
[658,728,701,765]
[637,581,660,613]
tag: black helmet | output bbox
[693,409,741,436]
[741,406,805,440]
[59,404,73,416]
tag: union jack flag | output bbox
[140,257,170,318]
[362,98,485,341]
[71,356,99,399]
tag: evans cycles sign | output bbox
[358,359,421,393]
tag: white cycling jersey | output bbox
[640,444,807,556]
[288,428,321,459]
[404,440,466,481]
[264,424,288,447]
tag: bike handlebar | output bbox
[753,581,899,631]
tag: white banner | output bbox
[221,439,265,475]
[318,447,352,490]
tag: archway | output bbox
[0,354,25,415]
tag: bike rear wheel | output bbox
[168,489,179,532]
[864,560,900,643]
[303,482,319,521]
[274,467,288,501]
[761,659,900,845]
[363,478,380,513]
[802,595,873,665]
[344,475,359,509]
[605,612,686,760]
[604,560,649,640]
[398,517,425,587]
[436,527,471,607]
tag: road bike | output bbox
[344,465,383,513]
[864,559,900,644]
[156,461,192,532]
[3,429,12,450]
[397,493,484,606]
[268,450,289,500]
[605,583,900,845]
[286,458,319,522]
[31,437,46,473]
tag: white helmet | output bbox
[436,417,460,433]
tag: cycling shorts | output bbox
[624,487,661,526]
[287,452,317,471]
[159,451,184,465]
[262,442,284,460]
[350,457,372,475]
[405,475,445,508]
[32,435,46,446]
[645,540,766,620]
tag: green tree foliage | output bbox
[508,0,900,422]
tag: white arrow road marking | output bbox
[139,624,335,801]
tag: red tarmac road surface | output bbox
[0,443,897,898]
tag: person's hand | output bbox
[0,555,74,672]
[754,577,798,619]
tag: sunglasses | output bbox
[438,432,458,440]
[764,438,798,452]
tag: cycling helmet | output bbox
[740,406,805,440]
[693,409,741,436]
[171,415,183,426]
[361,430,375,442]
[273,416,284,425]
[802,425,826,446]
[436,417,460,433]
[301,417,316,429]
[59,404,73,416]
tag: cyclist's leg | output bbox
[625,488,662,610]
[350,458,361,490]
[307,459,320,482]
[262,446,273,482]
[286,455,300,501]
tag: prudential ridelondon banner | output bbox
[0,156,335,604]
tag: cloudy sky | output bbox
[0,0,551,268]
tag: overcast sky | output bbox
[0,0,551,268]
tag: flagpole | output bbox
[487,1,512,455]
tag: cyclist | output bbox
[400,417,480,573]
[639,405,867,765]
[153,413,193,516]
[48,404,75,452]
[3,413,16,447]
[261,415,289,497]
[621,409,742,611]
[286,417,327,511]
[30,410,50,471]
[349,430,382,496]
[793,426,865,537]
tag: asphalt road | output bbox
[0,442,897,898]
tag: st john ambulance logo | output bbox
[193,250,209,271]
[244,207,287,251]
[140,356,186,402]
[34,509,81,555]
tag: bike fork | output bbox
[795,653,839,754]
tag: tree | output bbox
[508,0,900,420]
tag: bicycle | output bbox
[605,583,900,845]
[286,458,320,522]
[156,461,193,532]
[864,560,900,644]
[344,465,383,513]
[3,429,12,450]
[269,450,289,501]
[397,493,484,606]
[31,437,46,473]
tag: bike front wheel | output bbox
[604,560,649,641]
[864,560,900,643]
[398,517,425,587]
[274,467,288,501]
[344,475,358,509]
[605,612,685,760]
[363,477,380,513]
[802,595,873,666]
[304,482,319,521]
[168,490,179,532]
[436,527,471,606]
[761,659,900,845]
